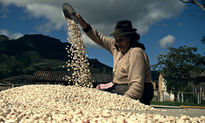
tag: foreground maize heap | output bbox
[0,85,205,122]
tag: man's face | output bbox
[114,35,130,55]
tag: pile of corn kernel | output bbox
[63,19,93,88]
[0,85,204,123]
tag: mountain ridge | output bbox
[0,34,113,84]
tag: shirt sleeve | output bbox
[124,48,145,100]
[85,27,115,54]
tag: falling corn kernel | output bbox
[64,19,93,87]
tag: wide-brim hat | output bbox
[110,20,137,36]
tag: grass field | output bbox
[151,101,205,106]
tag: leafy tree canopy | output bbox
[152,45,205,92]
[202,36,205,44]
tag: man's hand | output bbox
[96,82,114,90]
[76,13,89,29]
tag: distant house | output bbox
[150,71,160,101]
[0,75,33,91]
[158,74,175,102]
[33,71,69,85]
[153,72,205,103]
[33,71,113,87]
[151,71,174,102]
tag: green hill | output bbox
[0,34,113,85]
[0,34,68,59]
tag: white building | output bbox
[158,74,175,102]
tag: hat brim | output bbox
[110,29,137,36]
[110,31,135,36]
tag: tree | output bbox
[180,0,205,11]
[201,36,205,44]
[152,45,205,93]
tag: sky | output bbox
[0,0,204,68]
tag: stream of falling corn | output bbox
[63,19,93,88]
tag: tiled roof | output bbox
[34,71,113,83]
[91,73,113,83]
[33,71,68,82]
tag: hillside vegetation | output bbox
[0,34,113,85]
